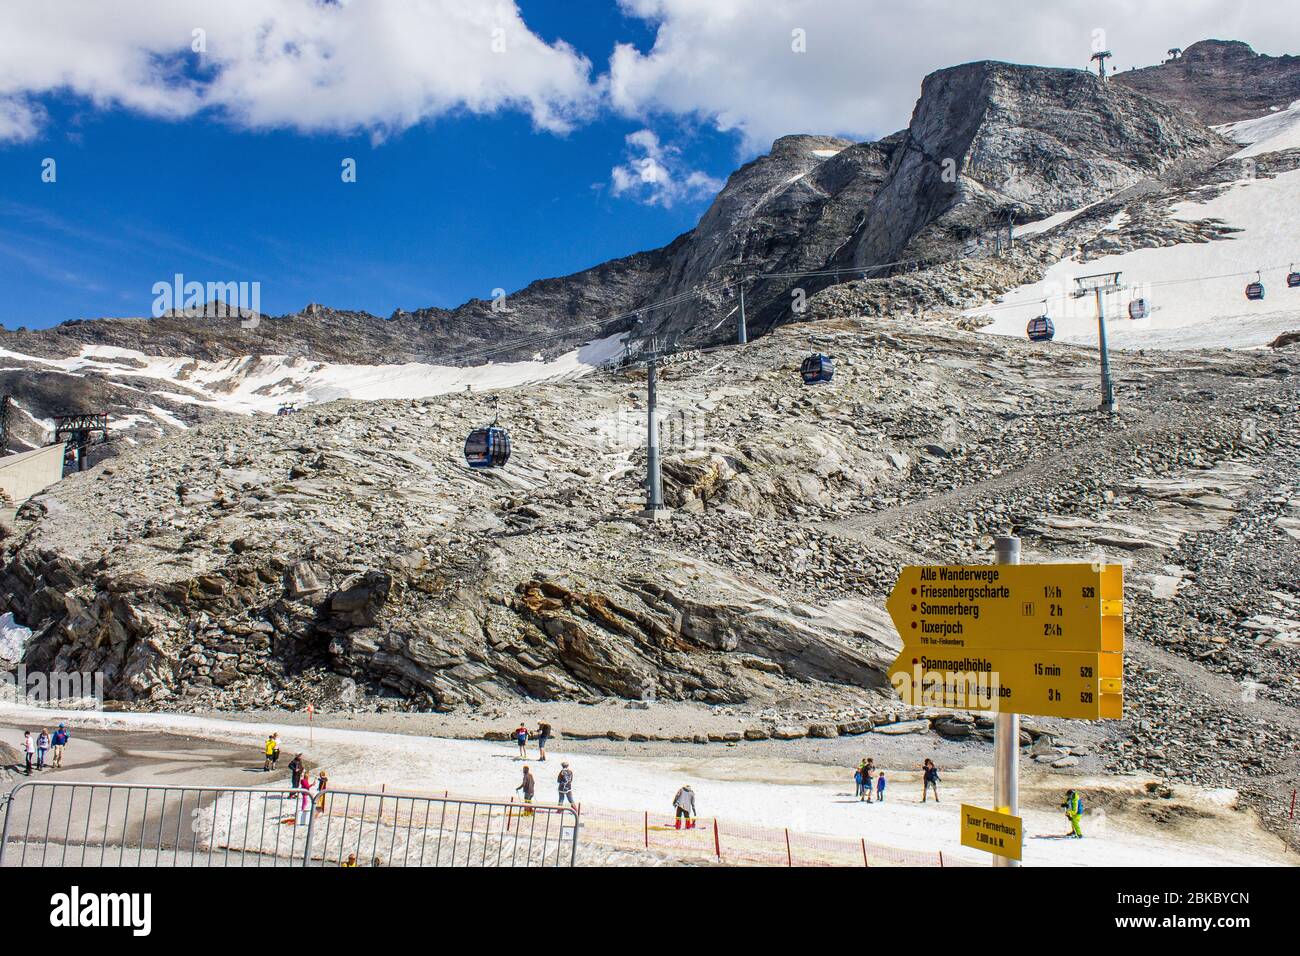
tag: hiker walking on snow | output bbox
[263,733,280,772]
[557,762,574,805]
[673,785,696,829]
[517,765,536,815]
[515,724,530,759]
[535,722,552,761]
[921,759,940,803]
[316,769,330,812]
[36,729,50,770]
[51,724,69,769]
[1062,790,1084,839]
[296,770,313,826]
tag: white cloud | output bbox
[0,96,44,142]
[0,0,601,141]
[609,0,1300,149]
[609,128,723,207]
[4,0,1300,159]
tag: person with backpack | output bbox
[51,724,69,769]
[263,733,280,772]
[853,766,863,800]
[876,770,887,803]
[672,785,696,829]
[289,753,304,790]
[1062,790,1084,839]
[557,762,574,805]
[535,721,552,761]
[860,758,876,803]
[514,724,530,759]
[921,759,940,802]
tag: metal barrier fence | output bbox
[390,786,963,867]
[0,782,578,867]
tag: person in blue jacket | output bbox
[51,724,70,769]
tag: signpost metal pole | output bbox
[992,535,1021,868]
[645,336,664,514]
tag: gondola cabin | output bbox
[1128,298,1149,320]
[1245,280,1265,301]
[1287,271,1300,288]
[464,425,512,468]
[1026,315,1055,342]
[800,353,834,385]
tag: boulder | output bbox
[284,561,325,598]
[772,725,807,740]
[872,719,930,735]
[934,719,973,738]
[837,720,873,736]
[807,723,839,738]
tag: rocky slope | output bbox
[4,44,1250,457]
[4,312,1299,841]
[1115,39,1300,126]
[828,59,1229,275]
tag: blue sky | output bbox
[0,2,737,328]
[2,1,1296,330]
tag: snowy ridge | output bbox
[0,333,628,423]
[1220,99,1300,158]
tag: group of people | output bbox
[256,720,1086,844]
[19,724,70,774]
[853,757,941,803]
[514,759,574,813]
[257,734,331,825]
[513,722,552,761]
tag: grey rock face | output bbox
[831,60,1228,274]
[1115,40,1300,126]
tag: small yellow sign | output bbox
[961,804,1023,861]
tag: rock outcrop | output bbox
[1114,40,1300,126]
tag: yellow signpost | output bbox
[886,563,1124,653]
[886,562,1124,719]
[889,647,1123,719]
[886,546,1128,867]
[961,804,1023,861]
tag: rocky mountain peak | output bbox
[830,57,1227,272]
[1114,38,1300,125]
[1180,39,1259,63]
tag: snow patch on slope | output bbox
[1220,99,1300,158]
[974,168,1300,350]
[0,333,629,417]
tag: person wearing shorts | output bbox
[535,722,552,761]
